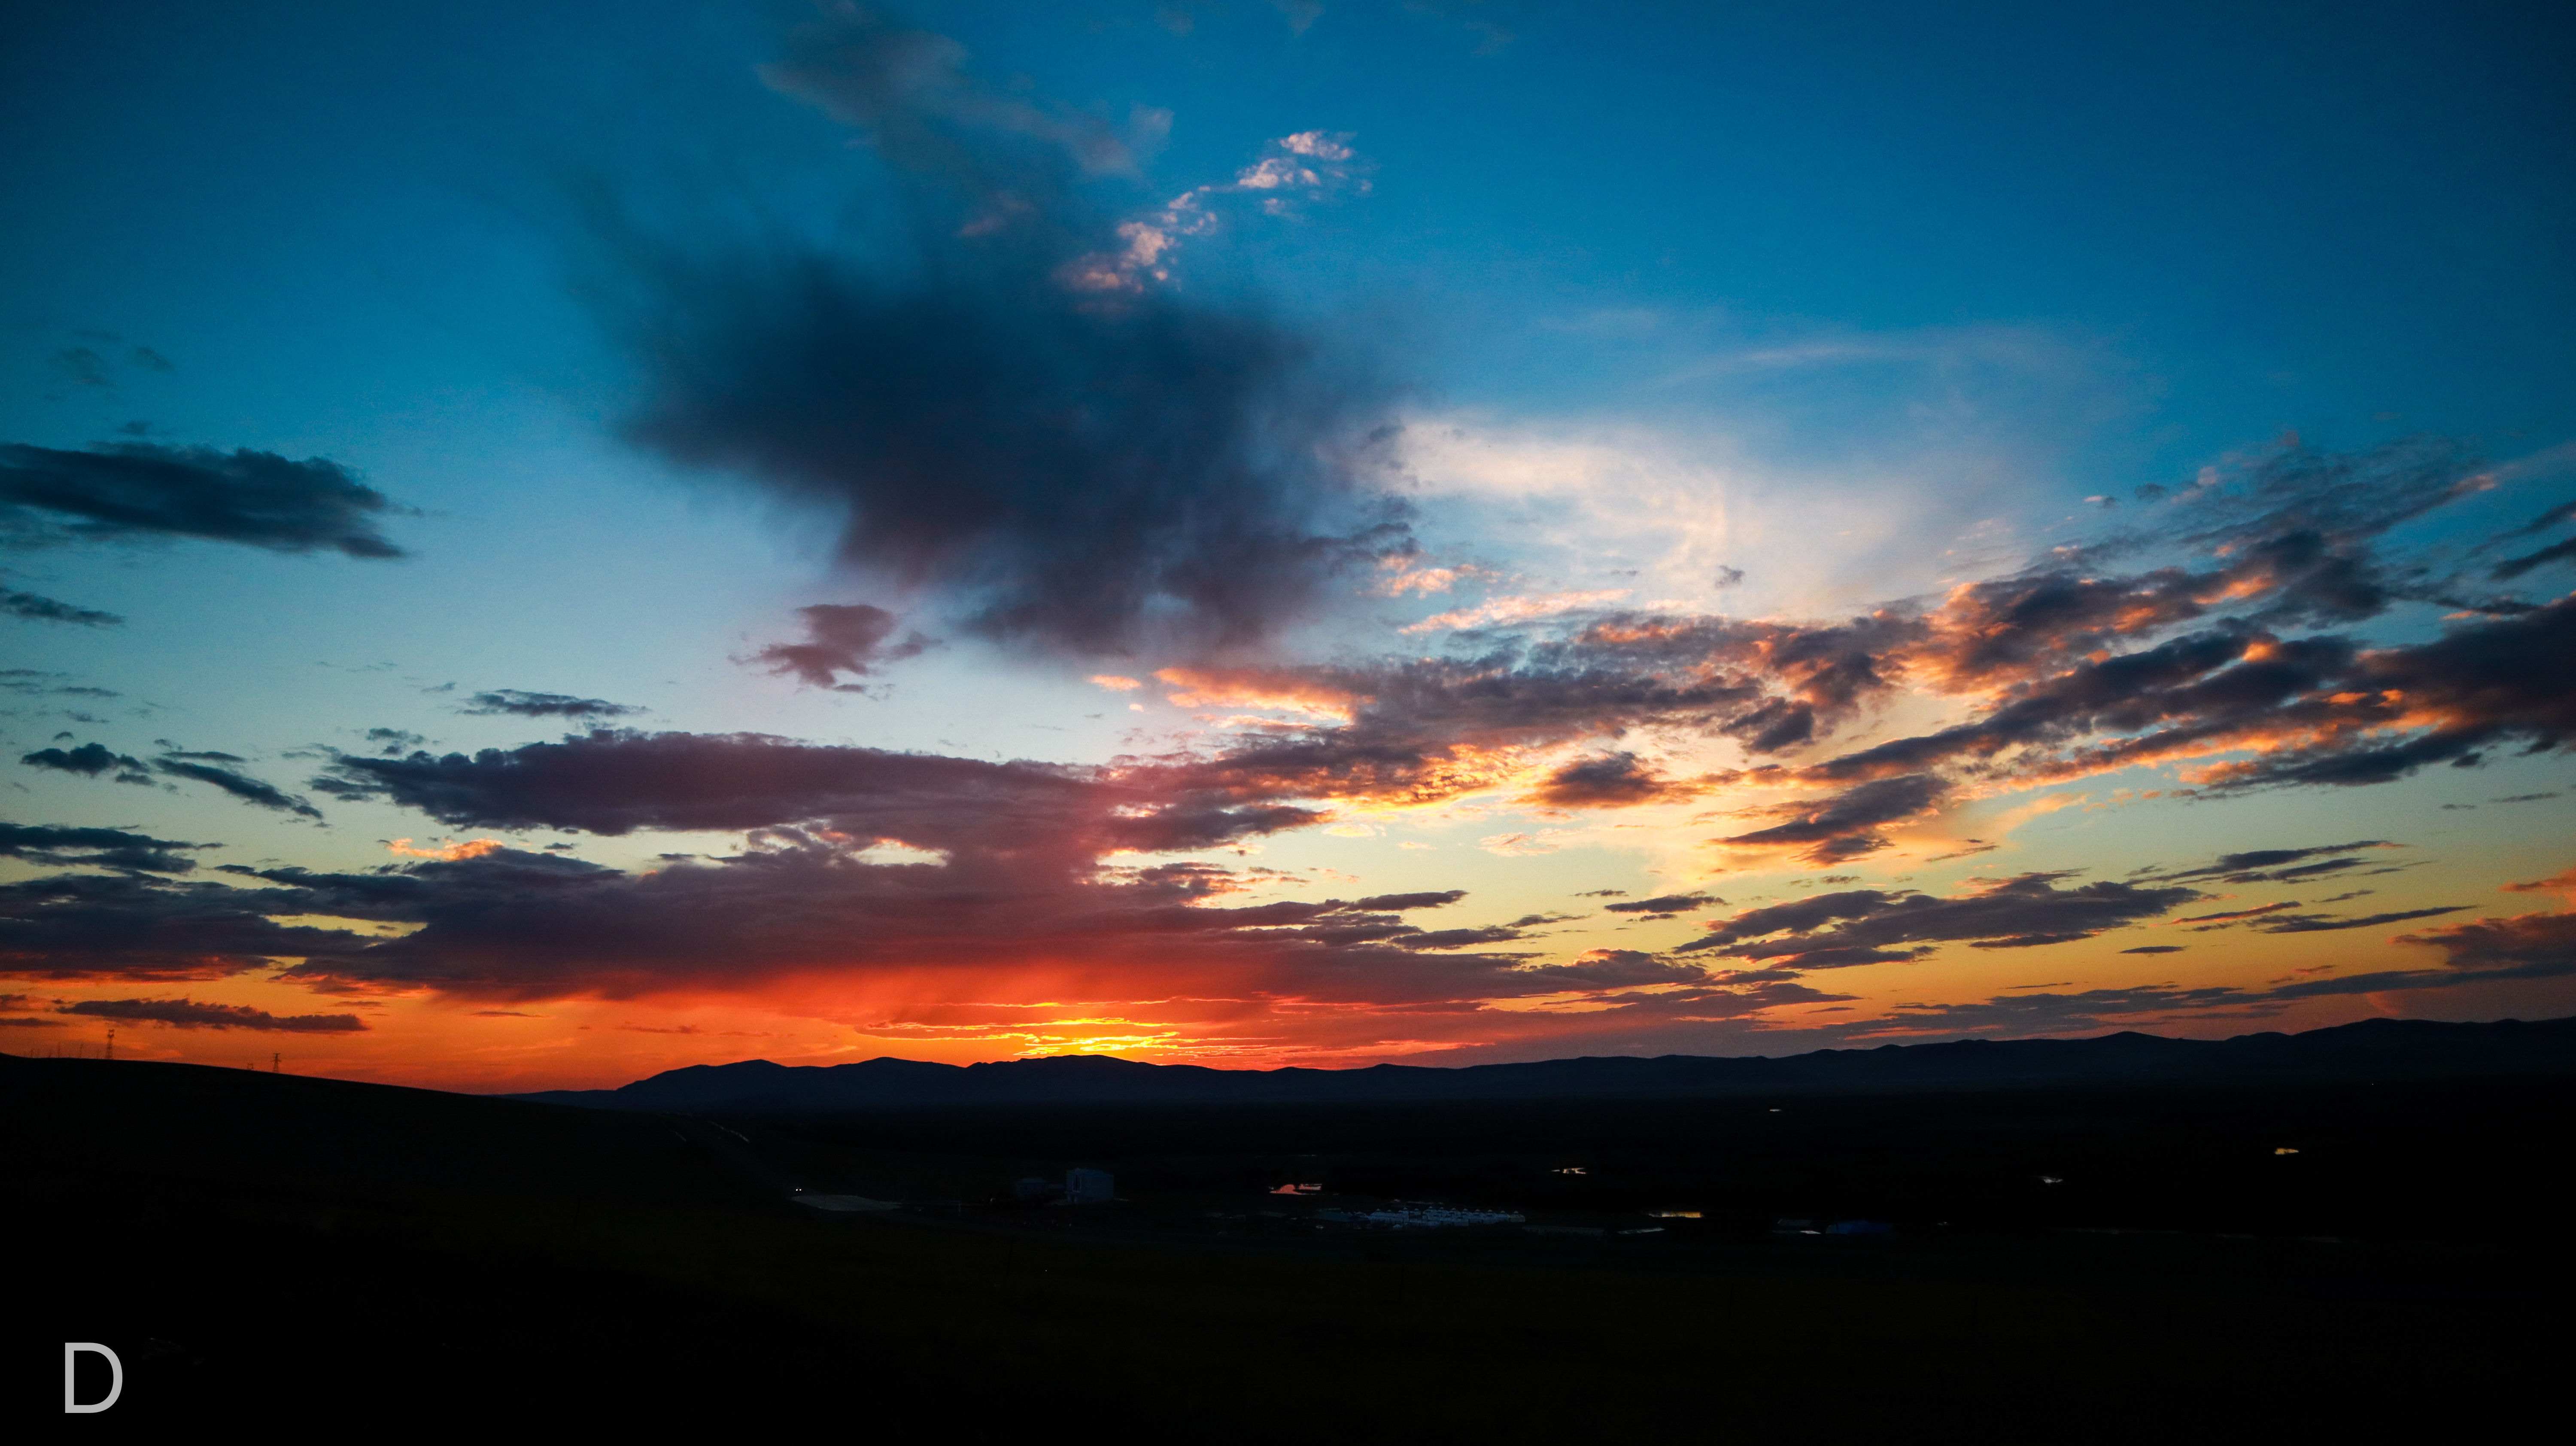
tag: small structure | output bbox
[794,1193,899,1214]
[1063,1167,1115,1205]
[1358,1203,1524,1230]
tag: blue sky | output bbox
[4,1,2573,1086]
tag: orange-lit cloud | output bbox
[387,838,504,861]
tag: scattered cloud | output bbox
[461,690,644,719]
[1680,872,2200,965]
[1525,751,1703,809]
[1401,589,1629,634]
[2,583,122,626]
[1601,892,1720,917]
[746,603,933,690]
[0,822,213,875]
[21,741,151,784]
[0,872,381,982]
[153,751,323,819]
[0,441,407,556]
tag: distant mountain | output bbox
[507,1015,2576,1114]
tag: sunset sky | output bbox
[5,0,2573,1091]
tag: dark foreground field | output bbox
[9,1054,2572,1437]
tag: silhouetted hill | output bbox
[7,1054,771,1206]
[509,1014,2576,1114]
[11,1048,2569,1434]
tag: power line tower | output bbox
[104,1028,114,1062]
[271,1052,279,1073]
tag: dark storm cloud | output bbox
[746,603,933,689]
[57,997,364,1033]
[0,822,211,875]
[461,690,645,719]
[0,442,407,557]
[2,583,122,626]
[0,872,377,982]
[1678,873,2199,963]
[21,741,151,783]
[592,8,1410,656]
[153,753,324,819]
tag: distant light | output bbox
[2275,1147,2300,1155]
[2039,1175,2065,1185]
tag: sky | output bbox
[4,0,2574,1091]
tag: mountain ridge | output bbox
[505,1014,2576,1112]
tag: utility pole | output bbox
[271,1052,279,1073]
[105,1028,114,1061]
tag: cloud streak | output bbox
[0,822,213,875]
[2,583,122,626]
[0,441,407,557]
[153,751,324,820]
[56,997,365,1032]
[462,690,645,720]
